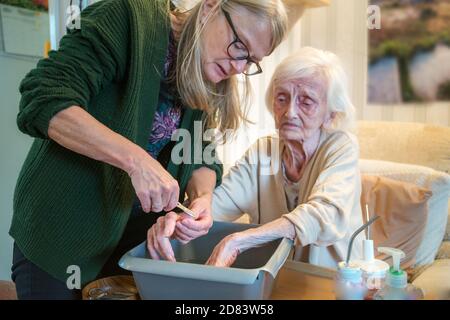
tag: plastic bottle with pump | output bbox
[373,247,424,300]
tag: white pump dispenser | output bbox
[359,239,390,275]
[377,247,407,288]
[374,247,423,300]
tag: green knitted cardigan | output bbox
[10,0,222,285]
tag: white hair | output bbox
[266,47,356,132]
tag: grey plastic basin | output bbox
[119,221,292,300]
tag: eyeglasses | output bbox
[222,8,263,76]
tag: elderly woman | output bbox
[205,47,364,268]
[149,47,364,268]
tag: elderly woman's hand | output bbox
[205,233,243,267]
[146,195,214,260]
[206,218,297,267]
[147,211,180,261]
[173,195,213,244]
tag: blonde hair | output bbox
[266,47,356,132]
[175,0,288,133]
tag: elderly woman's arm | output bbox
[282,134,360,247]
[206,217,296,267]
[206,133,360,266]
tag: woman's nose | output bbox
[285,100,297,119]
[230,60,247,74]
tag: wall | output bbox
[218,0,449,173]
[0,54,36,280]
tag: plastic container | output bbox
[373,247,424,300]
[360,261,389,300]
[334,262,368,300]
[353,239,389,299]
[119,221,292,300]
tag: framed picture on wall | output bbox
[0,0,49,57]
[0,0,48,12]
[368,0,450,105]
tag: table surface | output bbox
[270,260,337,300]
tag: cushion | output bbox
[412,259,450,300]
[436,241,450,260]
[360,159,450,266]
[360,174,432,269]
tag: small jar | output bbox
[362,269,387,300]
[334,262,367,300]
[356,259,389,300]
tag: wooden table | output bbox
[83,260,337,300]
[270,260,337,300]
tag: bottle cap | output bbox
[353,239,389,278]
[378,247,407,288]
[386,267,408,288]
[338,261,362,283]
[354,259,390,277]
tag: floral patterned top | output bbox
[147,31,182,159]
[131,32,182,213]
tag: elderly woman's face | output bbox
[273,73,330,142]
[200,0,272,84]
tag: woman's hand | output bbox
[205,233,242,267]
[146,195,214,261]
[173,195,213,244]
[206,218,297,267]
[127,152,180,213]
[147,211,180,261]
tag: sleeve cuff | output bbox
[194,162,223,187]
[31,101,82,139]
[283,207,321,247]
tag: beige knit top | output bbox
[212,130,364,268]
